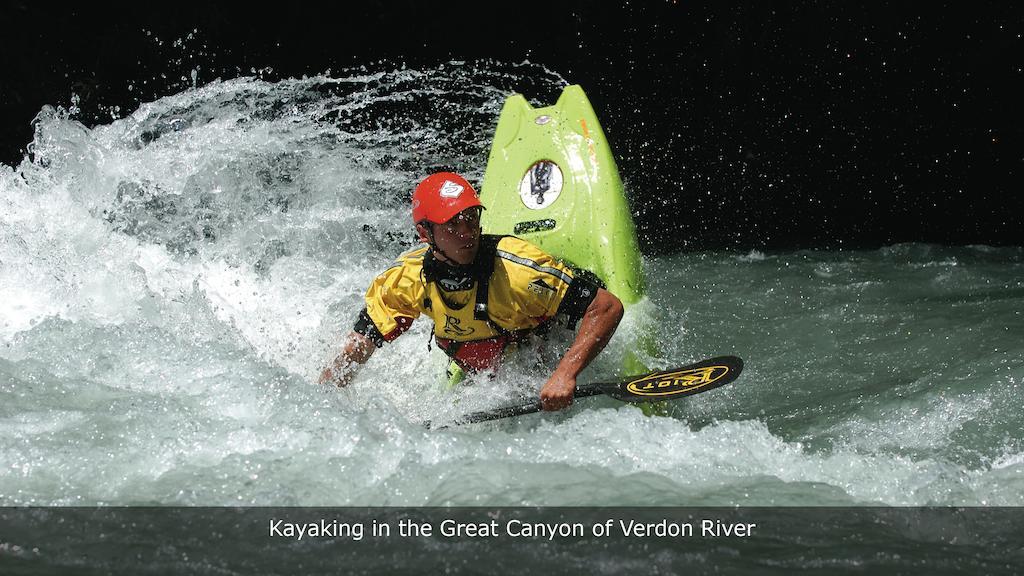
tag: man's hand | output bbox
[540,370,577,411]
[319,331,375,387]
[318,365,342,386]
[542,287,623,410]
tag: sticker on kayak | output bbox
[625,365,733,397]
[519,160,563,210]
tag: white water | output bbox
[2,63,1022,507]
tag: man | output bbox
[319,172,623,411]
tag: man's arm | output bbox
[318,331,376,387]
[539,287,624,411]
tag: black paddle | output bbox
[425,355,743,429]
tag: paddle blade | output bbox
[598,355,744,402]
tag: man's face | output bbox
[423,207,482,265]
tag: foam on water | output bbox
[2,62,1022,507]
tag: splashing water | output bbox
[1,62,1022,509]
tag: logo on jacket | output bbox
[527,278,556,295]
[439,277,475,292]
[443,315,475,336]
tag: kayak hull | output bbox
[480,85,646,305]
[446,85,655,388]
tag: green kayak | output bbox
[447,85,655,386]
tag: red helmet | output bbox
[411,172,484,225]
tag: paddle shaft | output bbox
[443,384,605,427]
[424,356,743,430]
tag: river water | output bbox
[1,62,1021,572]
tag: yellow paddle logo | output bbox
[625,365,732,397]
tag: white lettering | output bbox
[506,520,585,541]
[701,519,756,537]
[618,519,693,537]
[440,519,499,537]
[268,519,364,541]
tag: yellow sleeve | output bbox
[494,237,575,320]
[364,262,424,342]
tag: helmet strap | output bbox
[421,222,482,268]
[422,223,455,264]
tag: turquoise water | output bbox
[0,62,1021,570]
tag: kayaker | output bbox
[318,172,624,411]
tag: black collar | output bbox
[422,235,501,291]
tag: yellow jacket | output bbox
[354,235,598,370]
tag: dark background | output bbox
[2,1,1021,251]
